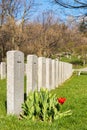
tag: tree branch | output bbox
[55,0,87,8]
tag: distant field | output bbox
[61,56,87,69]
[0,74,87,130]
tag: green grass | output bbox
[61,56,87,69]
[0,74,87,130]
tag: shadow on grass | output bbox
[80,72,87,75]
[5,100,7,111]
[24,93,27,101]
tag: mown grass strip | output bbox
[0,74,87,130]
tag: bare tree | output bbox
[54,0,87,33]
[53,0,87,21]
[0,0,36,25]
[0,0,37,60]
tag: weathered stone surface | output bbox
[56,59,59,87]
[38,57,46,91]
[61,62,66,83]
[61,62,64,83]
[7,51,24,115]
[46,58,52,90]
[1,62,6,79]
[51,59,56,89]
[27,55,38,95]
[64,62,68,81]
[58,61,62,85]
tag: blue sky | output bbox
[31,0,87,23]
[33,0,66,21]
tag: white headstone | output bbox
[56,59,59,87]
[63,62,65,81]
[51,59,56,89]
[1,62,6,79]
[46,58,52,90]
[38,57,46,91]
[27,55,38,95]
[66,63,69,79]
[61,62,64,83]
[64,62,67,81]
[70,63,73,77]
[7,50,24,115]
[66,63,72,79]
[58,61,62,85]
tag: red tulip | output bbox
[57,97,66,105]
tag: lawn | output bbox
[0,74,87,130]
